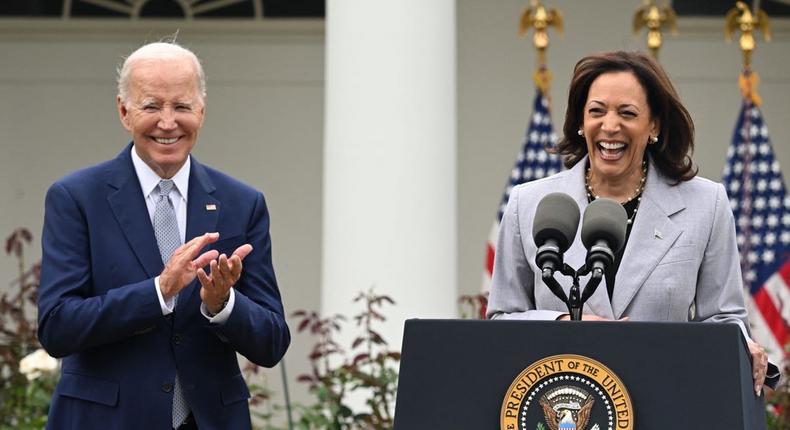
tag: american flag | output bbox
[722,100,790,365]
[483,90,562,294]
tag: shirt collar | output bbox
[130,145,191,201]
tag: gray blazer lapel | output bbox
[612,159,685,318]
[558,159,616,319]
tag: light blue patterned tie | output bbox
[153,180,190,428]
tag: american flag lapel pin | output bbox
[206,204,217,211]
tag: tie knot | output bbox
[157,179,175,196]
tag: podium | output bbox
[393,319,766,429]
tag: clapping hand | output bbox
[159,233,220,300]
[198,244,254,314]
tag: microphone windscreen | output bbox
[532,192,581,252]
[581,198,628,252]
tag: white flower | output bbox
[19,348,59,381]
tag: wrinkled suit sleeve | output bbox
[38,181,163,358]
[694,183,750,334]
[487,186,564,321]
[207,192,290,367]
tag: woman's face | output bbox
[582,71,658,184]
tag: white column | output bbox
[322,0,457,350]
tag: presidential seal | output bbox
[500,355,633,430]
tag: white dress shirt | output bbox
[131,146,235,323]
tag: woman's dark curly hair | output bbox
[557,51,697,182]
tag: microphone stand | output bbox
[541,264,604,321]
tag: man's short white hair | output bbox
[117,41,206,105]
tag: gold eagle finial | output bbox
[519,0,563,94]
[632,0,678,58]
[725,1,771,106]
[725,1,772,68]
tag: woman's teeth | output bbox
[597,141,626,160]
[598,141,625,151]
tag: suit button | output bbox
[162,382,173,393]
[173,334,181,345]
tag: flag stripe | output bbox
[483,89,561,294]
[753,285,790,349]
[486,241,495,278]
[746,294,785,363]
[722,100,790,365]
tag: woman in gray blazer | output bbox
[487,51,772,393]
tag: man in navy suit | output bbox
[38,41,290,429]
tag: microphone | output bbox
[580,198,628,274]
[532,193,581,274]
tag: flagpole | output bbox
[518,0,563,100]
[725,0,772,106]
[721,1,789,368]
[481,1,564,300]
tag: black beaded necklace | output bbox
[585,160,648,226]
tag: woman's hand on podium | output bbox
[747,339,769,395]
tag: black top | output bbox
[605,196,641,301]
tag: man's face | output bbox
[117,57,205,179]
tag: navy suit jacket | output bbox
[38,144,290,429]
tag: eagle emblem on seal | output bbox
[539,385,594,430]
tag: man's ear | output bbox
[197,99,206,128]
[117,96,132,131]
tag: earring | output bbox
[649,135,658,144]
[577,129,584,137]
